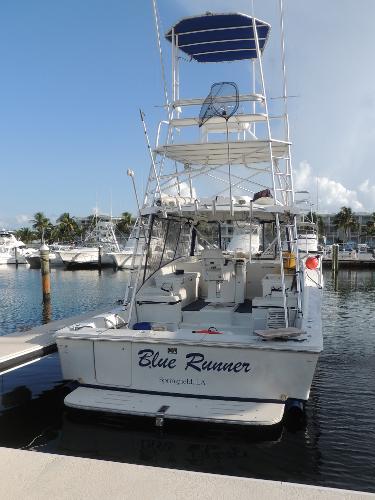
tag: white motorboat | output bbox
[107,225,146,270]
[0,230,32,264]
[56,6,323,427]
[297,222,318,253]
[25,244,68,269]
[226,222,261,256]
[56,219,120,268]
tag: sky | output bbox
[1,0,375,228]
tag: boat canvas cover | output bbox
[165,13,270,63]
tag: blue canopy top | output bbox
[165,13,270,63]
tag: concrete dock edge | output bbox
[0,447,373,500]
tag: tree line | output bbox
[318,207,375,242]
[15,211,135,244]
[14,207,375,246]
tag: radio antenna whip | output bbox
[151,0,170,110]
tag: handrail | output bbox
[173,93,265,107]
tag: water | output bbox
[0,266,127,335]
[0,266,374,493]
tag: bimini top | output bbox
[165,12,271,63]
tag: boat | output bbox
[56,6,323,427]
[225,221,261,256]
[55,219,121,268]
[25,244,68,269]
[0,230,33,265]
[107,223,146,270]
[296,222,318,253]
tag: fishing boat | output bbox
[56,5,323,426]
[296,222,318,253]
[107,224,146,270]
[225,221,261,256]
[55,219,120,268]
[25,244,69,269]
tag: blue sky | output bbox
[1,0,375,228]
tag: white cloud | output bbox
[15,214,31,224]
[293,161,375,213]
[0,214,33,229]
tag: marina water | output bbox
[0,266,374,493]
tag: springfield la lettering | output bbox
[137,349,251,374]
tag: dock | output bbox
[322,257,375,269]
[0,307,109,375]
[0,447,372,499]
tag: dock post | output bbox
[14,246,19,267]
[98,245,102,270]
[40,244,51,303]
[332,243,339,273]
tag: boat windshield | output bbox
[142,215,193,284]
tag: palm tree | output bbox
[333,207,358,242]
[116,212,134,236]
[54,212,79,242]
[15,227,36,244]
[30,212,52,243]
[364,212,375,243]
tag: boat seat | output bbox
[136,272,200,325]
[201,249,246,304]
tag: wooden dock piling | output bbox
[40,244,51,303]
[98,245,102,270]
[332,244,339,273]
[14,246,19,266]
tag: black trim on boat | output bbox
[136,299,182,305]
[182,298,207,311]
[80,384,285,404]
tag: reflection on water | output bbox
[42,300,52,324]
[0,268,374,492]
[0,266,129,336]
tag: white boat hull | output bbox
[26,253,63,269]
[0,250,28,264]
[297,237,318,253]
[57,249,114,267]
[59,337,319,399]
[109,252,144,269]
[57,280,321,427]
[58,335,319,425]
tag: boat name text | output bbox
[137,349,251,374]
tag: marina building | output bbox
[319,212,375,245]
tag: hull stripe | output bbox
[80,384,285,404]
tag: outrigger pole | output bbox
[139,109,162,202]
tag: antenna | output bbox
[151,0,170,109]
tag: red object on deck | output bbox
[192,327,224,335]
[305,256,319,270]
